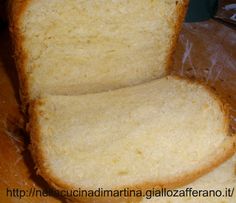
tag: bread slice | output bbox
[9,0,188,104]
[29,76,235,202]
[141,153,236,203]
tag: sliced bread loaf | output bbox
[9,0,188,104]
[29,76,235,202]
[141,153,236,203]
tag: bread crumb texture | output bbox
[32,77,233,189]
[141,154,236,202]
[19,0,186,99]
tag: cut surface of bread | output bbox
[29,77,235,192]
[9,0,188,103]
[141,153,236,203]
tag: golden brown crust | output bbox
[28,76,236,203]
[165,0,189,75]
[8,0,31,109]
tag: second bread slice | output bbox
[29,76,235,198]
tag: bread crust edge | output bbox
[8,0,32,110]
[165,0,189,75]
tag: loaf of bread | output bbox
[142,153,236,203]
[9,0,188,105]
[29,76,235,202]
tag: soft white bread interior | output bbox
[141,153,236,203]
[29,76,235,192]
[9,0,188,103]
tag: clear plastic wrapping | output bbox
[173,20,236,132]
